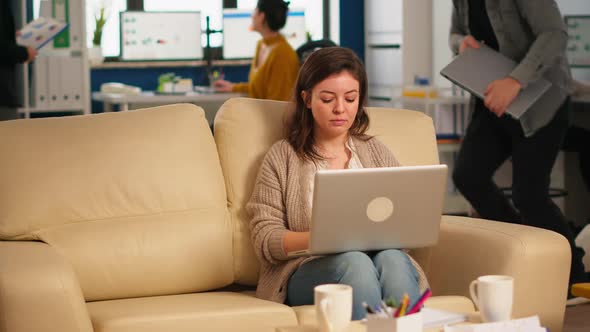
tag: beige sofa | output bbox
[0,98,570,332]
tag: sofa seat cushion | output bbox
[87,292,298,332]
[291,296,475,325]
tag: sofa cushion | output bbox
[364,106,439,166]
[214,98,440,285]
[214,98,291,285]
[0,104,233,301]
[87,292,298,332]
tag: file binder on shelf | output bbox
[32,57,49,109]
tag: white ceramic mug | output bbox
[469,275,514,322]
[314,284,353,332]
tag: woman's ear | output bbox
[260,12,267,27]
[301,91,311,109]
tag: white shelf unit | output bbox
[394,90,472,215]
[365,0,433,103]
[16,0,90,118]
[365,0,403,102]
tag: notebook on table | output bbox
[287,165,448,257]
[440,44,551,119]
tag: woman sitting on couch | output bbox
[246,47,426,320]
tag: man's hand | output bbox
[459,35,480,54]
[212,79,233,92]
[484,77,522,117]
[25,47,38,63]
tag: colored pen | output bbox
[395,293,409,317]
[407,288,432,315]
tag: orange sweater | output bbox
[232,34,299,101]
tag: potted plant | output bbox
[89,5,107,65]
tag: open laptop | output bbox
[287,165,448,257]
[440,44,551,119]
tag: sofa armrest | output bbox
[0,241,93,332]
[424,216,569,332]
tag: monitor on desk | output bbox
[120,11,203,61]
[565,15,590,67]
[222,8,307,59]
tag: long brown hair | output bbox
[286,47,370,163]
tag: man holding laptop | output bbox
[448,0,587,290]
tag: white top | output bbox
[308,137,364,209]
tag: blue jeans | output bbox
[286,250,420,320]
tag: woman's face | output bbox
[251,8,265,32]
[303,71,360,141]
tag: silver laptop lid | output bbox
[308,165,448,255]
[440,44,551,119]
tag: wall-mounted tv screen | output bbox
[120,11,203,61]
[222,8,307,59]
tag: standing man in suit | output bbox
[449,0,588,291]
[0,0,37,120]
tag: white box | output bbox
[366,311,423,332]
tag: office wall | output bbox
[432,1,453,88]
[402,0,432,85]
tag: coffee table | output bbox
[276,312,481,332]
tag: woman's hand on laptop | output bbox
[283,231,310,255]
[459,35,480,54]
[484,77,522,117]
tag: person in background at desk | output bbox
[0,1,37,121]
[212,0,299,101]
[247,47,426,321]
[449,0,588,291]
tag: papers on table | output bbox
[17,17,68,50]
[422,308,468,329]
[443,315,547,332]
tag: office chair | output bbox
[295,39,337,64]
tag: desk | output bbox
[572,93,590,105]
[92,91,244,124]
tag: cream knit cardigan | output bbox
[246,136,428,303]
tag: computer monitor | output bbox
[222,8,307,59]
[283,9,307,51]
[565,15,590,67]
[120,11,203,61]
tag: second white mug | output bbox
[469,275,514,322]
[314,284,353,332]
